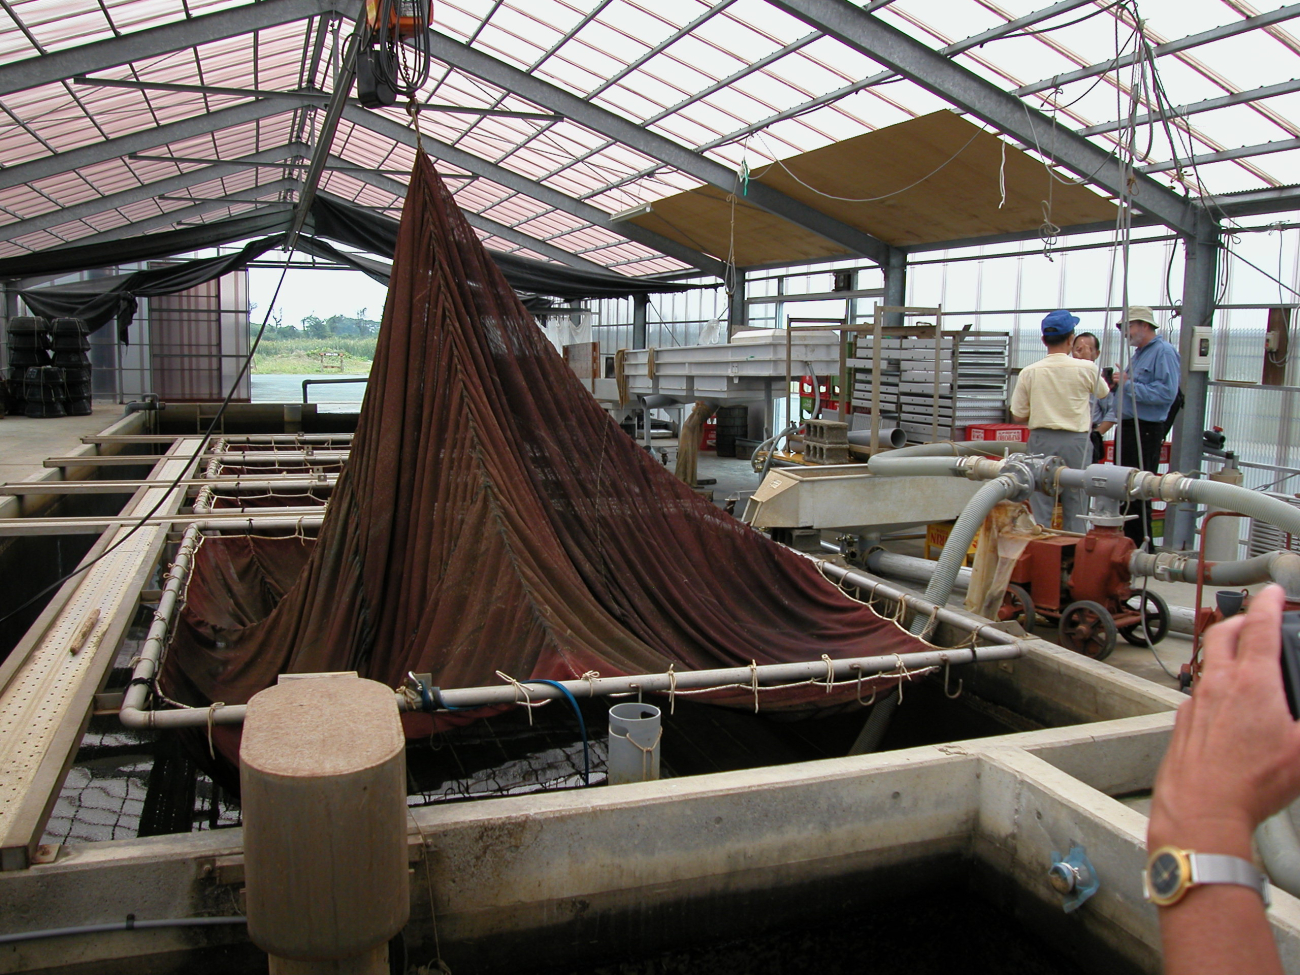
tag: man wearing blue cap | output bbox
[1011,310,1110,532]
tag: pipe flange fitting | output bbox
[999,460,1037,503]
[1035,455,1067,497]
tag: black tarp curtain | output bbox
[6,194,700,342]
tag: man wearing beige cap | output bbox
[1011,310,1110,532]
[1114,305,1181,550]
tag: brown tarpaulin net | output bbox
[161,152,930,737]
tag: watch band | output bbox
[1189,853,1271,905]
[1145,847,1271,907]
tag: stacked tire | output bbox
[5,317,52,416]
[23,366,68,418]
[714,405,748,458]
[51,318,92,416]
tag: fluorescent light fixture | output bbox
[610,203,653,223]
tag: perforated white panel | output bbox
[0,445,198,846]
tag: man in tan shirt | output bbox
[1010,310,1110,532]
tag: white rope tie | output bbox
[494,670,545,724]
[667,663,676,714]
[581,670,600,698]
[821,653,835,693]
[749,660,759,713]
[207,702,224,759]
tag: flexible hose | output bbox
[754,422,799,477]
[867,441,1025,479]
[915,476,1021,634]
[1258,808,1300,899]
[850,476,1019,757]
[1177,479,1300,538]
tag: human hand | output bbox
[1115,369,1128,385]
[1149,585,1300,857]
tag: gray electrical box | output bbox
[1189,325,1212,372]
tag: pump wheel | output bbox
[998,584,1036,635]
[1059,600,1118,660]
[1118,589,1170,647]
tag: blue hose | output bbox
[524,679,590,786]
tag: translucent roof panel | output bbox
[2,0,1300,279]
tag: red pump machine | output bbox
[1002,524,1168,660]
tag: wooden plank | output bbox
[629,111,1119,265]
[0,440,202,869]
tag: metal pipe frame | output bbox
[119,525,204,729]
[0,478,338,496]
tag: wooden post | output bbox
[241,676,408,975]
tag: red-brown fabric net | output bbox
[161,152,929,733]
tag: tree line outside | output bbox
[251,307,381,374]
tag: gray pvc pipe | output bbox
[0,916,245,945]
[866,549,972,590]
[847,427,907,449]
[1132,550,1300,600]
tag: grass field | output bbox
[252,336,377,374]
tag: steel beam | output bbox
[1079,78,1300,139]
[0,0,357,100]
[75,76,564,120]
[0,145,308,243]
[1140,137,1300,174]
[44,181,300,251]
[1016,4,1300,98]
[766,0,1203,238]
[285,26,359,251]
[340,104,726,278]
[584,0,1109,202]
[422,31,893,264]
[1205,184,1300,219]
[317,177,610,273]
[0,99,310,194]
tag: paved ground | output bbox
[0,407,125,486]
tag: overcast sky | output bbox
[248,264,390,329]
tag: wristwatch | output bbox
[1143,846,1270,907]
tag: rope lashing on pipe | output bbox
[608,725,663,781]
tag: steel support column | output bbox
[883,248,907,329]
[1169,227,1219,551]
[633,294,648,350]
[727,270,747,339]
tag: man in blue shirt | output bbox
[1113,305,1181,549]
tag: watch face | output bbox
[1150,851,1184,899]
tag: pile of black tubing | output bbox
[51,318,93,416]
[4,316,92,417]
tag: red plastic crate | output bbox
[966,423,1030,443]
[1103,440,1171,465]
[699,416,717,451]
